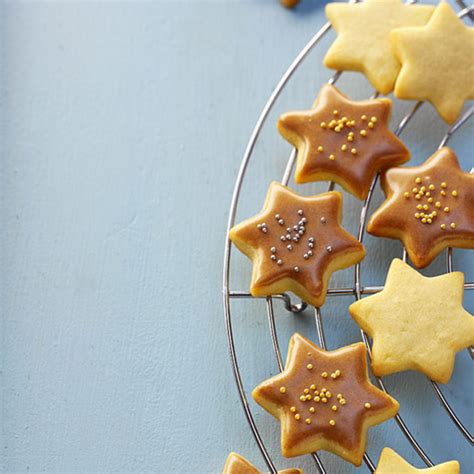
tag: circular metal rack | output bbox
[223,1,474,472]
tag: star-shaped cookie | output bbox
[223,452,302,474]
[391,1,474,124]
[375,447,459,474]
[324,0,434,94]
[280,0,299,8]
[278,85,410,199]
[367,147,474,268]
[229,182,365,307]
[349,258,474,384]
[252,334,399,466]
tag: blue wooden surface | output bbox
[0,1,472,473]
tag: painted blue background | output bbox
[0,1,472,473]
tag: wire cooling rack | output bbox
[222,1,474,472]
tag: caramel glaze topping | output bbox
[223,452,302,474]
[229,182,365,307]
[278,84,410,200]
[252,334,399,466]
[368,147,474,268]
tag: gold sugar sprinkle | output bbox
[305,418,312,425]
[329,419,336,426]
[290,406,296,413]
[415,177,422,184]
[317,145,324,152]
[309,407,315,413]
[332,405,338,412]
[321,372,328,378]
[329,154,335,161]
[307,364,313,370]
[451,223,457,229]
[364,402,371,409]
[295,414,301,421]
[280,387,286,394]
[452,190,458,197]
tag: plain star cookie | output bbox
[223,452,302,474]
[391,1,474,124]
[229,182,365,307]
[278,85,410,199]
[367,147,474,268]
[375,447,459,474]
[252,334,399,465]
[324,0,434,94]
[349,259,474,384]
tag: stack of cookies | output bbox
[223,2,473,472]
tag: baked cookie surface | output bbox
[229,182,365,307]
[375,447,459,474]
[223,452,302,474]
[367,147,474,268]
[278,85,410,199]
[349,258,474,384]
[391,1,474,124]
[252,334,399,466]
[324,0,434,94]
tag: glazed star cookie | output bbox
[367,147,474,268]
[252,334,399,465]
[324,0,434,94]
[391,2,474,124]
[280,0,299,8]
[278,85,410,199]
[229,182,365,307]
[223,452,302,474]
[349,259,474,384]
[375,447,459,474]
